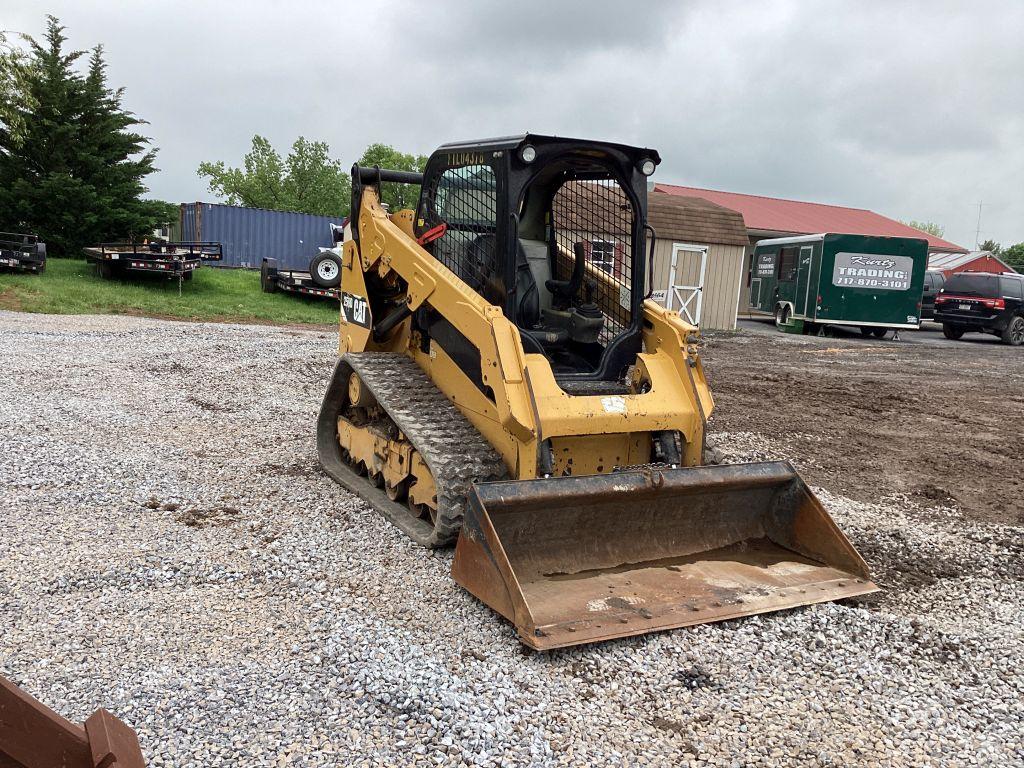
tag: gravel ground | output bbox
[1,310,1021,768]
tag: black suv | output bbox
[921,269,946,319]
[934,271,1024,345]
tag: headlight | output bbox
[639,158,657,176]
[520,145,537,163]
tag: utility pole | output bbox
[974,201,983,250]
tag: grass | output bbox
[0,258,339,326]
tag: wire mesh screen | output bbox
[551,180,635,343]
[424,164,503,306]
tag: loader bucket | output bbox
[452,461,878,650]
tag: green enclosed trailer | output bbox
[748,233,929,335]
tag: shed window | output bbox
[778,247,799,282]
[590,239,616,274]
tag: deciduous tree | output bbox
[979,239,1001,255]
[901,220,945,238]
[198,136,351,218]
[1001,242,1024,270]
[198,139,429,218]
[356,143,429,212]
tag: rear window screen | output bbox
[945,273,1000,296]
[1001,277,1024,300]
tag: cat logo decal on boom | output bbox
[341,292,371,329]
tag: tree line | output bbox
[901,221,1023,270]
[978,239,1024,270]
[0,16,426,258]
[197,139,427,219]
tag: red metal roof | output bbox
[928,251,1016,275]
[654,183,967,252]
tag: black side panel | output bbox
[419,307,492,400]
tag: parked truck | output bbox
[0,232,46,274]
[748,233,929,337]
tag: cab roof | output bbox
[436,134,661,165]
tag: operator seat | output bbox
[467,233,575,351]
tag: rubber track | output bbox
[339,352,508,547]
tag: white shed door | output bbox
[667,243,709,325]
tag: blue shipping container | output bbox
[179,202,344,270]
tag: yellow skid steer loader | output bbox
[317,134,876,649]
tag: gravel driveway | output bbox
[1,311,1021,767]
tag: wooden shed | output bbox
[646,191,750,330]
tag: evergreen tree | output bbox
[0,16,174,255]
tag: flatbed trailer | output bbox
[0,232,46,274]
[260,257,339,301]
[84,241,222,281]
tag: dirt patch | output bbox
[673,666,718,690]
[177,505,242,528]
[143,497,182,512]
[275,462,319,478]
[146,360,189,375]
[0,288,28,312]
[702,330,1024,526]
[187,395,229,412]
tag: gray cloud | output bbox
[5,0,1022,247]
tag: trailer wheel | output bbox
[859,326,873,337]
[871,328,888,339]
[1001,315,1024,346]
[97,261,113,280]
[261,260,278,293]
[773,304,790,328]
[310,251,342,288]
[942,323,965,340]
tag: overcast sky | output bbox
[7,0,1023,248]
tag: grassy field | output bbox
[0,258,338,326]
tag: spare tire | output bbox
[310,251,342,288]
